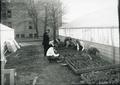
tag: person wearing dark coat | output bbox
[42,29,50,56]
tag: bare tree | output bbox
[44,4,48,32]
[25,0,40,38]
[24,0,64,40]
[41,1,49,33]
[37,0,64,41]
[47,0,63,41]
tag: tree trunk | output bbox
[44,6,48,32]
[53,22,56,42]
[34,17,39,38]
[53,16,57,42]
[52,8,57,42]
[118,0,120,64]
[118,0,120,37]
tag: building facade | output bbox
[1,0,36,39]
[1,0,62,40]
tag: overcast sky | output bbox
[61,0,118,23]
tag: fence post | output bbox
[10,69,15,85]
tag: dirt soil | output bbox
[5,42,79,85]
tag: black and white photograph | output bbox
[1,0,120,85]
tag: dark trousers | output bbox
[44,45,49,56]
[47,56,60,63]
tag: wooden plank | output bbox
[1,69,15,85]
[66,58,79,70]
[81,74,91,84]
[1,69,4,85]
[77,64,120,74]
[71,81,86,85]
[1,61,5,69]
[2,69,14,74]
[10,69,15,85]
[65,56,120,74]
[65,59,78,74]
[6,52,16,58]
[66,58,77,69]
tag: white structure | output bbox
[59,6,119,63]
[60,6,119,46]
[0,24,15,62]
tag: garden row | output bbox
[58,45,120,84]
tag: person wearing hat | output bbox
[42,29,50,56]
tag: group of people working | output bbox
[42,29,84,63]
[64,37,84,51]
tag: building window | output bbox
[1,11,7,19]
[34,33,38,38]
[28,21,33,29]
[7,10,12,18]
[8,22,12,27]
[16,34,19,38]
[21,34,25,38]
[29,26,32,29]
[29,34,33,38]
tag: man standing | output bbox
[42,29,50,56]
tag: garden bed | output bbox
[58,47,111,73]
[58,47,120,84]
[81,68,120,84]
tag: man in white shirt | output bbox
[46,46,59,57]
[46,44,60,63]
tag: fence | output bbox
[59,27,120,64]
